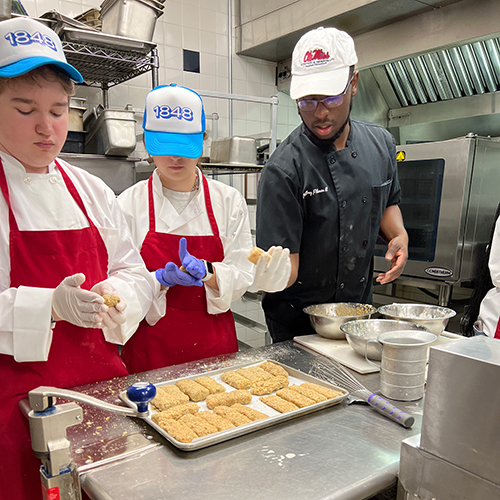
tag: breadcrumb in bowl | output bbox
[303,302,377,340]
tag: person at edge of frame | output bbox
[0,17,155,500]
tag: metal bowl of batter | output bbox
[303,302,377,340]
[377,303,456,336]
[340,319,431,360]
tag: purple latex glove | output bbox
[156,262,203,288]
[178,237,206,280]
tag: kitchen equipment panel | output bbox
[420,336,500,486]
[374,136,500,285]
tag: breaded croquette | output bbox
[152,384,190,411]
[300,382,344,399]
[289,384,327,403]
[213,406,252,426]
[247,366,274,380]
[155,418,198,443]
[194,376,226,394]
[103,294,121,307]
[221,371,251,390]
[250,375,289,396]
[258,361,289,378]
[198,411,235,431]
[234,368,263,383]
[231,403,268,421]
[205,390,252,410]
[178,414,218,437]
[151,403,200,422]
[276,388,315,408]
[176,379,210,402]
[259,395,299,413]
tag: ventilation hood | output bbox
[383,38,500,107]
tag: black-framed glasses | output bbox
[297,73,355,112]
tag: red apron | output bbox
[493,318,500,339]
[121,174,237,373]
[0,159,128,500]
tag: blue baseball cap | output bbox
[0,17,83,83]
[143,84,206,158]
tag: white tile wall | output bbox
[31,0,303,347]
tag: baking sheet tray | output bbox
[61,27,156,53]
[120,360,348,451]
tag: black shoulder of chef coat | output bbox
[256,119,401,316]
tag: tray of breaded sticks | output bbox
[120,360,349,451]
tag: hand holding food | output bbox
[178,237,206,280]
[91,281,127,329]
[155,262,203,288]
[52,273,106,328]
[249,246,291,293]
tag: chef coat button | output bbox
[23,177,32,184]
[351,151,358,158]
[339,282,345,289]
[49,176,57,184]
[341,200,347,208]
[362,240,368,246]
[342,246,347,252]
[330,158,336,164]
[360,276,366,283]
[362,196,367,203]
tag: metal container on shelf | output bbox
[100,0,164,41]
[69,97,87,132]
[0,0,11,20]
[210,136,257,165]
[84,105,137,157]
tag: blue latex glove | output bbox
[178,237,206,280]
[156,262,203,288]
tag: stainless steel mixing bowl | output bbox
[377,303,456,336]
[303,302,377,340]
[340,319,431,360]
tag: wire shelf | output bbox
[62,40,158,87]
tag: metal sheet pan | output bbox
[120,360,348,451]
[60,27,156,53]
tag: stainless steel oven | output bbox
[374,135,500,302]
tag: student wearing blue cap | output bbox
[118,84,291,373]
[0,17,155,499]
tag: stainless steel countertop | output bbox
[64,341,423,500]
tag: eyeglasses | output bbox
[297,74,355,112]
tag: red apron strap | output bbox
[56,160,94,223]
[0,158,20,232]
[147,174,156,232]
[494,317,500,339]
[201,173,220,238]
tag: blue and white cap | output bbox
[143,84,206,158]
[0,17,83,83]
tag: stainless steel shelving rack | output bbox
[60,28,159,107]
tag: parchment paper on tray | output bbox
[120,360,348,451]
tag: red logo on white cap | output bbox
[303,49,330,63]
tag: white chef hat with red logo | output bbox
[290,27,358,100]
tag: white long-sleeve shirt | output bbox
[117,168,254,324]
[0,152,155,361]
[478,216,500,337]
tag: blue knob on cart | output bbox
[126,382,156,413]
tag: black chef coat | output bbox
[256,119,401,340]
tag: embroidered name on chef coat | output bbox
[303,186,329,199]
